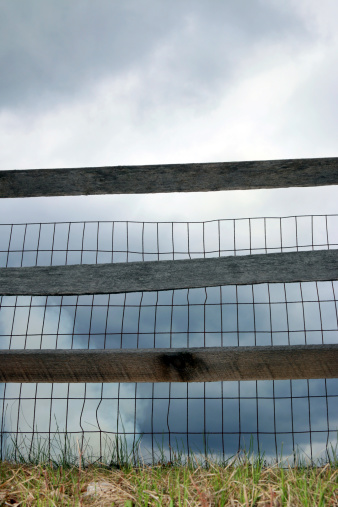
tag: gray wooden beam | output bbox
[0,250,337,296]
[0,345,337,383]
[0,157,337,198]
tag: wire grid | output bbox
[1,214,337,268]
[0,215,337,464]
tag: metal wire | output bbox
[0,215,337,464]
[0,215,337,268]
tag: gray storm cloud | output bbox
[0,0,309,111]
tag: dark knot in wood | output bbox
[159,351,209,382]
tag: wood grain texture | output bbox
[0,345,337,383]
[0,250,337,296]
[1,157,337,198]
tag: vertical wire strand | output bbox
[324,213,333,458]
[267,282,278,460]
[6,218,18,458]
[151,290,159,462]
[236,283,241,453]
[329,279,338,459]
[134,291,143,462]
[126,222,129,263]
[48,294,63,458]
[111,222,115,263]
[116,293,128,460]
[186,287,190,460]
[35,223,42,267]
[315,280,330,461]
[167,288,174,463]
[80,223,85,265]
[157,222,160,261]
[29,296,42,460]
[281,220,296,457]
[264,217,278,460]
[20,224,28,267]
[14,225,29,457]
[65,222,71,266]
[252,283,260,456]
[5,224,13,268]
[299,280,313,462]
[249,218,252,255]
[0,295,5,460]
[187,222,191,260]
[96,222,100,264]
[283,281,296,461]
[50,223,56,266]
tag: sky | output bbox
[0,0,337,223]
[0,0,338,462]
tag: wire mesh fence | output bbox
[0,215,337,464]
[1,215,338,268]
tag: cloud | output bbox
[0,1,173,111]
[0,0,337,227]
[0,0,309,112]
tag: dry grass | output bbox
[1,457,337,506]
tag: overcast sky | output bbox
[0,0,337,223]
[1,1,337,462]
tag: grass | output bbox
[1,454,337,506]
[0,435,337,506]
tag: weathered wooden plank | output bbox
[0,345,336,383]
[0,157,337,198]
[0,250,337,296]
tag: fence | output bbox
[0,157,338,463]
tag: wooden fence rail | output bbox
[0,250,337,296]
[0,157,337,198]
[0,345,337,383]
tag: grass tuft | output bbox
[1,435,337,506]
[1,454,337,506]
